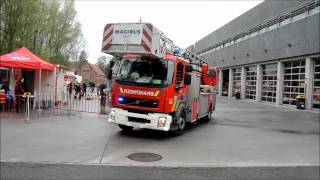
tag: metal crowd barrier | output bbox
[0,91,111,122]
[0,92,54,121]
[56,92,111,114]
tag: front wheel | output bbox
[172,113,186,136]
[118,124,134,131]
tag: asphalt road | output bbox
[1,162,318,180]
[1,96,319,179]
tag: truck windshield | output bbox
[115,58,174,87]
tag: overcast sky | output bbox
[75,0,263,63]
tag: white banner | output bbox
[111,24,143,45]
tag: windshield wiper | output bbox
[135,82,166,88]
[115,80,136,86]
[115,80,167,88]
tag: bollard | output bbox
[68,94,72,115]
[25,95,30,123]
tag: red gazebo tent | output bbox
[0,47,54,71]
[0,47,55,109]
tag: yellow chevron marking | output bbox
[171,96,178,111]
[154,91,160,97]
[175,100,180,111]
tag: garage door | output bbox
[262,64,277,103]
[232,67,241,96]
[245,66,257,100]
[313,58,320,109]
[283,60,305,105]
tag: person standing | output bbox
[74,81,81,99]
[14,78,26,112]
[0,89,6,111]
[67,81,73,100]
[83,82,87,97]
[98,83,107,114]
[89,82,95,94]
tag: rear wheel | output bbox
[207,110,213,121]
[118,124,134,131]
[204,106,213,122]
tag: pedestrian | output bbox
[6,88,14,110]
[79,83,84,99]
[74,81,81,99]
[14,78,26,112]
[0,89,6,111]
[1,83,9,94]
[89,82,95,94]
[67,81,73,100]
[83,82,87,97]
[98,83,107,113]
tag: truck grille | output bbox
[128,117,151,124]
[119,97,158,108]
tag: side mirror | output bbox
[109,61,115,68]
[107,69,113,80]
[185,65,193,73]
[184,74,191,85]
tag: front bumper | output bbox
[108,108,172,131]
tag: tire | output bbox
[204,106,213,122]
[206,110,213,121]
[118,124,134,131]
[172,112,186,136]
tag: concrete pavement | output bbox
[99,97,319,167]
[1,96,319,179]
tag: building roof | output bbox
[89,63,105,76]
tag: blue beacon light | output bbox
[118,97,124,103]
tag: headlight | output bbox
[158,117,167,127]
[109,109,116,121]
[110,114,115,121]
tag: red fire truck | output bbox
[102,23,218,135]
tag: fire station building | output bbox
[188,0,320,110]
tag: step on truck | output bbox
[102,23,218,135]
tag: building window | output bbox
[313,57,320,109]
[262,64,277,103]
[283,60,306,105]
[259,28,265,35]
[245,66,257,100]
[292,11,307,22]
[250,31,258,38]
[225,40,231,47]
[268,23,278,31]
[279,17,291,27]
[235,38,240,43]
[242,34,249,41]
[232,68,241,96]
[309,4,320,15]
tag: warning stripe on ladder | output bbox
[141,23,153,52]
[102,24,114,51]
